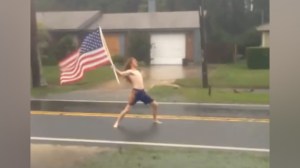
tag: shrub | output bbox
[127,32,151,65]
[112,55,125,65]
[41,55,57,66]
[246,47,269,69]
[52,35,78,62]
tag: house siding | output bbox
[193,30,201,64]
[103,33,120,57]
[186,31,194,61]
[262,32,270,47]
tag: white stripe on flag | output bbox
[60,57,110,84]
[60,52,108,80]
[59,49,80,68]
[60,57,107,79]
[60,48,104,72]
[59,53,80,71]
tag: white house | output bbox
[37,11,202,65]
[256,23,270,47]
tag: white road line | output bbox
[31,137,269,153]
[31,99,269,108]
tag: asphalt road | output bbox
[31,114,269,152]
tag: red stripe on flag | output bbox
[60,57,109,81]
[60,58,110,85]
[60,54,110,79]
[60,49,105,73]
[59,52,80,71]
[59,49,80,68]
[60,56,109,80]
[60,52,108,79]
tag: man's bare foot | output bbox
[154,120,162,124]
[113,122,119,128]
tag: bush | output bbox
[41,55,57,66]
[246,47,269,69]
[37,23,54,65]
[112,55,125,65]
[127,32,151,65]
[238,29,261,56]
[53,35,78,61]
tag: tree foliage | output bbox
[35,0,269,55]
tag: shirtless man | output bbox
[112,57,162,128]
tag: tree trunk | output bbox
[31,0,47,87]
[233,43,238,63]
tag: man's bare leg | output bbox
[150,101,162,124]
[113,104,131,128]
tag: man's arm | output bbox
[112,65,132,76]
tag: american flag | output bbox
[59,28,111,85]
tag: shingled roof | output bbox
[256,23,270,32]
[88,11,200,30]
[37,10,200,31]
[36,11,101,30]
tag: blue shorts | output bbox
[129,88,154,106]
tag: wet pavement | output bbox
[31,100,269,119]
[31,98,269,166]
[31,114,269,150]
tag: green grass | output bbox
[31,65,115,97]
[209,61,269,88]
[32,61,269,104]
[176,61,269,88]
[75,146,269,168]
[149,86,269,104]
[159,61,269,104]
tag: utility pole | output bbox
[199,0,209,88]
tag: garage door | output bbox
[150,33,186,65]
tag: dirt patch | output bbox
[31,144,114,168]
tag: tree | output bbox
[253,0,269,24]
[33,0,267,57]
[204,0,263,58]
[31,0,46,87]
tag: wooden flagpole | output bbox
[98,26,120,84]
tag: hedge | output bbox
[127,32,151,65]
[246,47,269,69]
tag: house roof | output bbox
[88,11,200,30]
[256,23,270,32]
[36,11,200,31]
[36,11,101,30]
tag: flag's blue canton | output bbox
[80,29,103,55]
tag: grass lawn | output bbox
[149,86,269,104]
[31,65,115,97]
[75,146,269,168]
[209,61,269,88]
[32,61,269,104]
[176,61,269,89]
[149,61,269,104]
